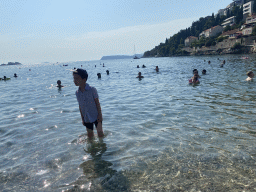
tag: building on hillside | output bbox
[216,7,233,18]
[227,2,236,10]
[221,28,242,39]
[221,16,236,28]
[216,9,227,17]
[246,15,256,24]
[184,36,198,47]
[233,0,245,6]
[241,22,252,30]
[216,0,243,18]
[242,27,253,35]
[199,25,223,39]
[243,1,254,19]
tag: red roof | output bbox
[202,25,222,33]
[186,36,197,39]
[221,28,240,36]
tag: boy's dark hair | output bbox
[247,71,253,76]
[73,68,88,80]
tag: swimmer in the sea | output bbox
[155,66,159,72]
[246,71,254,81]
[136,72,144,79]
[193,69,201,78]
[192,73,200,84]
[56,80,64,88]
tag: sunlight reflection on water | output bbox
[0,55,256,191]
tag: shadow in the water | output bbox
[65,138,130,191]
[58,87,62,93]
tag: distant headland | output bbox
[101,54,143,60]
[1,62,22,66]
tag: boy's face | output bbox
[250,72,254,78]
[73,74,86,86]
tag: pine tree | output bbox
[180,38,184,45]
[227,9,230,18]
[253,0,256,14]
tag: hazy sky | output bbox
[0,0,232,63]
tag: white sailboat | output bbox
[133,45,140,59]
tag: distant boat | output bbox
[133,45,140,59]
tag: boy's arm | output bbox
[79,106,85,125]
[94,98,103,122]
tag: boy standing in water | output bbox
[73,68,104,138]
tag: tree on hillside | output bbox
[226,9,231,18]
[204,15,216,29]
[232,5,243,24]
[169,47,176,56]
[190,26,196,36]
[232,42,242,52]
[252,25,256,36]
[223,25,231,32]
[215,14,221,26]
[205,39,214,47]
[253,0,256,14]
[180,38,184,45]
[220,15,227,23]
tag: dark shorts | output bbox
[84,120,98,130]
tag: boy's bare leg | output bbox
[86,128,94,139]
[96,122,104,137]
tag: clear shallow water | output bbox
[0,55,256,191]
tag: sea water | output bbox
[0,55,256,191]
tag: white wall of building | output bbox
[221,16,236,28]
[199,26,223,39]
[185,37,198,47]
[246,15,256,24]
[243,1,254,19]
[242,27,253,35]
[209,26,224,37]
